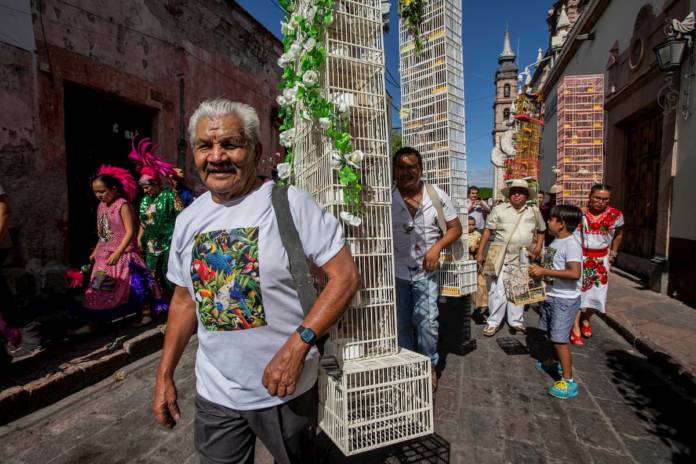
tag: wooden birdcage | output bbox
[503,264,547,305]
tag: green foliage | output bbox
[390,129,402,155]
[398,0,426,55]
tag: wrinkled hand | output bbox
[89,250,97,263]
[152,375,180,429]
[106,252,121,266]
[528,264,545,279]
[262,334,310,397]
[608,255,616,265]
[476,252,484,268]
[423,245,441,273]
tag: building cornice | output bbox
[540,0,611,98]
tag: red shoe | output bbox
[570,330,584,346]
[581,322,592,338]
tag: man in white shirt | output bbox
[463,185,490,232]
[151,99,360,463]
[391,147,463,390]
[476,179,546,336]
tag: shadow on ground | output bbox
[317,433,450,463]
[604,349,695,462]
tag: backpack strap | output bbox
[271,184,341,379]
[425,183,447,235]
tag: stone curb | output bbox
[0,325,166,425]
[598,312,696,397]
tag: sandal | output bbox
[570,330,584,346]
[581,321,592,338]
[483,325,498,337]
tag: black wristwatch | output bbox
[296,325,318,345]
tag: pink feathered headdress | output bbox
[128,135,176,182]
[96,165,137,202]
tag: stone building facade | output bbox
[0,0,282,304]
[531,0,696,306]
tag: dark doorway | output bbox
[622,110,661,259]
[64,84,157,266]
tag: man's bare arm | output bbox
[152,286,198,429]
[262,245,359,397]
[0,195,10,243]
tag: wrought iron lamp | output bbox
[654,12,695,115]
[653,35,689,73]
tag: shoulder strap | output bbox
[271,185,317,316]
[501,205,528,254]
[271,184,341,379]
[425,183,447,235]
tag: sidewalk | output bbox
[602,271,696,392]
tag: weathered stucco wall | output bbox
[0,0,282,302]
[6,0,282,272]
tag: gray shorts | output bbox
[539,295,581,344]
[194,384,318,464]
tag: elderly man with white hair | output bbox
[151,98,360,463]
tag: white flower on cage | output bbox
[276,162,292,180]
[279,128,296,148]
[277,52,296,68]
[346,150,365,168]
[330,151,343,169]
[282,85,299,105]
[301,108,312,120]
[302,70,319,86]
[280,20,295,36]
[319,117,331,130]
[303,37,317,52]
[339,211,362,227]
[276,95,287,106]
[289,42,302,56]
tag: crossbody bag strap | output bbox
[425,183,447,235]
[271,184,341,379]
[501,206,528,256]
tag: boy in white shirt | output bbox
[529,205,583,399]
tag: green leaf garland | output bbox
[275,0,364,225]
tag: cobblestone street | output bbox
[1,309,693,464]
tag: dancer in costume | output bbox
[71,166,166,334]
[171,167,195,209]
[129,137,181,295]
[571,184,624,345]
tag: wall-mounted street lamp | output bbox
[654,12,695,117]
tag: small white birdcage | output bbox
[439,259,477,297]
[503,264,547,305]
[319,349,434,456]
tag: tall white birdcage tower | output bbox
[399,0,476,297]
[280,0,434,455]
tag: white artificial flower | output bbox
[278,52,296,68]
[276,162,292,180]
[302,70,319,86]
[281,21,295,36]
[346,150,365,168]
[330,151,343,169]
[276,95,287,106]
[319,117,331,130]
[339,211,362,227]
[282,86,299,105]
[303,37,317,52]
[349,215,362,227]
[279,128,296,148]
[338,101,350,113]
[289,42,302,56]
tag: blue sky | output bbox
[236,0,551,187]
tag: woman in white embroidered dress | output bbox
[571,184,624,345]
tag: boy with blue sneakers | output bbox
[529,205,583,399]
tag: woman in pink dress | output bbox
[72,166,165,333]
[571,184,624,345]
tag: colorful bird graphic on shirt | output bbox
[191,228,264,331]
